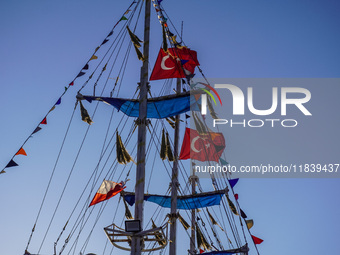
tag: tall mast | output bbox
[169,78,181,255]
[131,0,151,254]
[190,172,198,254]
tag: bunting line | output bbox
[2,0,138,175]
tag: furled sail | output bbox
[78,91,201,119]
[123,190,225,210]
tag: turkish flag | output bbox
[149,48,199,81]
[179,128,225,162]
[89,180,125,207]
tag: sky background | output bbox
[1,0,340,255]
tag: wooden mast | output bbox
[131,0,151,254]
[169,78,182,255]
[190,172,198,254]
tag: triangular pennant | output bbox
[246,219,254,230]
[240,209,247,219]
[56,98,61,105]
[49,106,56,113]
[200,249,204,254]
[124,10,131,15]
[90,55,98,61]
[16,148,27,156]
[32,127,42,135]
[120,16,128,21]
[69,81,74,86]
[65,87,68,92]
[220,158,229,166]
[228,178,239,188]
[234,193,239,200]
[251,235,263,245]
[40,117,47,125]
[76,71,86,78]
[94,46,100,53]
[107,31,113,37]
[83,64,89,70]
[101,38,109,45]
[0,170,6,174]
[6,160,18,168]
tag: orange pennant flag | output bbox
[16,148,27,156]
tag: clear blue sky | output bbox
[1,1,339,255]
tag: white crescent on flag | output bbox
[191,136,202,153]
[161,55,174,70]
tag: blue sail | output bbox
[124,191,224,210]
[82,91,199,119]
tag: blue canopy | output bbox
[124,191,224,210]
[82,91,199,119]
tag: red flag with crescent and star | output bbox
[179,128,225,162]
[149,47,199,81]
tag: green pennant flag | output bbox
[120,16,128,21]
[220,158,229,165]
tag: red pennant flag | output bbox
[69,81,74,86]
[149,47,199,81]
[16,148,27,156]
[234,194,239,200]
[179,128,225,162]
[200,249,205,254]
[40,117,47,125]
[89,180,125,207]
[251,235,264,245]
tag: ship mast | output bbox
[131,0,151,254]
[189,172,198,254]
[169,78,181,255]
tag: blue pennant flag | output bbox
[228,178,239,188]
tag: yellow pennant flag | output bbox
[90,54,98,61]
[246,219,254,230]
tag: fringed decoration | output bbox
[178,213,190,230]
[192,112,206,134]
[196,223,211,250]
[123,196,133,219]
[160,129,167,160]
[116,132,134,164]
[165,132,174,161]
[79,101,93,125]
[226,193,239,216]
[151,219,167,246]
[207,97,218,119]
[207,208,224,232]
[126,26,144,61]
[160,129,174,161]
[166,117,175,129]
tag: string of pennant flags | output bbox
[1,1,137,175]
